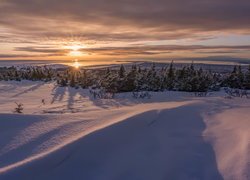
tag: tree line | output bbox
[0,63,250,93]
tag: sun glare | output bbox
[72,59,81,69]
[70,45,82,51]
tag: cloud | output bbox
[0,54,41,58]
[15,47,69,54]
[3,44,248,58]
[0,0,250,61]
[182,56,250,65]
[0,0,250,43]
[3,0,250,29]
[0,46,69,59]
[80,45,250,56]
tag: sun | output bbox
[72,59,81,69]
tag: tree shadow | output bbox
[50,86,86,112]
[79,90,191,109]
[0,115,89,170]
[12,83,46,98]
[73,89,139,109]
[0,84,19,93]
[67,88,78,109]
[49,83,195,111]
[0,114,46,168]
[51,86,67,104]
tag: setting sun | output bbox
[72,59,81,68]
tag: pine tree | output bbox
[225,65,238,88]
[123,65,138,92]
[244,65,250,89]
[2,62,249,92]
[70,74,76,87]
[100,68,113,89]
[119,65,126,78]
[165,62,175,90]
[59,78,68,87]
[146,64,157,90]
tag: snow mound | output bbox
[0,81,249,180]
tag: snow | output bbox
[204,105,250,179]
[0,81,249,180]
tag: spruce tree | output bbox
[245,65,250,89]
[119,65,126,78]
[70,74,76,87]
[123,65,138,92]
[166,62,175,90]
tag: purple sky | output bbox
[0,0,250,63]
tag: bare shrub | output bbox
[14,102,24,113]
[132,91,152,99]
[89,89,115,99]
[224,88,250,98]
[194,92,208,97]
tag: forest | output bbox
[0,63,250,93]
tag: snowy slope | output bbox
[0,81,249,180]
[204,105,250,180]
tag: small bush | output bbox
[14,102,24,113]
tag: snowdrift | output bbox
[0,81,249,180]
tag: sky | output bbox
[0,0,250,64]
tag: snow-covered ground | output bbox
[0,81,249,180]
